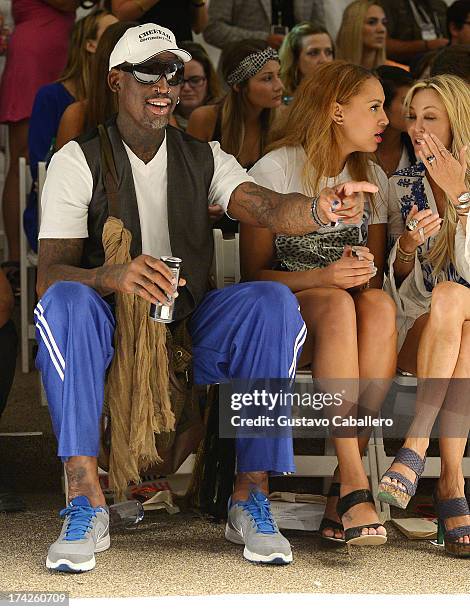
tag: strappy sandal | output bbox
[319,482,345,544]
[337,489,387,546]
[377,447,426,509]
[434,494,470,558]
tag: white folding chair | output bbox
[211,229,382,512]
[19,159,47,386]
[19,157,37,373]
[38,161,47,202]
[211,228,240,287]
[37,162,48,406]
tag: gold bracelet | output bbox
[397,250,415,263]
[133,0,146,13]
[397,252,414,264]
[396,238,415,263]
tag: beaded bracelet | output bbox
[311,196,329,228]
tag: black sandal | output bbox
[377,447,426,509]
[319,482,345,544]
[337,489,387,546]
[434,494,470,558]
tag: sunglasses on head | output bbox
[119,59,185,86]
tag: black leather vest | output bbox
[76,119,215,321]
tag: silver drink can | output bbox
[149,256,182,323]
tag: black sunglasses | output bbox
[119,60,185,86]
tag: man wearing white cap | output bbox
[35,24,378,573]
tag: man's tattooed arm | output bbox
[227,182,316,235]
[37,239,175,304]
[37,239,124,298]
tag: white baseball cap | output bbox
[109,23,192,71]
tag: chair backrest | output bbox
[37,161,47,225]
[212,229,240,289]
[18,157,32,218]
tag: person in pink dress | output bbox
[0,0,78,291]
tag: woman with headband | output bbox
[240,61,395,548]
[187,40,283,232]
[378,75,470,558]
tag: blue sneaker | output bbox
[225,490,292,564]
[46,496,110,573]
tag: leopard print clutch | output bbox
[275,223,368,271]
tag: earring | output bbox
[176,96,180,105]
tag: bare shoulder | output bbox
[186,104,219,141]
[62,100,87,123]
[56,101,88,149]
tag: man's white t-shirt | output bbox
[39,136,255,258]
[248,145,388,226]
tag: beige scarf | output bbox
[102,217,175,497]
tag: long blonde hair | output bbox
[336,0,386,69]
[58,9,109,101]
[278,21,334,97]
[268,60,379,201]
[404,75,470,276]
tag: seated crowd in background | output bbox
[278,21,334,102]
[25,8,118,252]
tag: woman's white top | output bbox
[249,145,388,226]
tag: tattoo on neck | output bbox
[116,114,165,164]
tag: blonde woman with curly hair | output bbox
[278,21,334,99]
[241,61,396,548]
[337,0,408,70]
[378,75,470,558]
